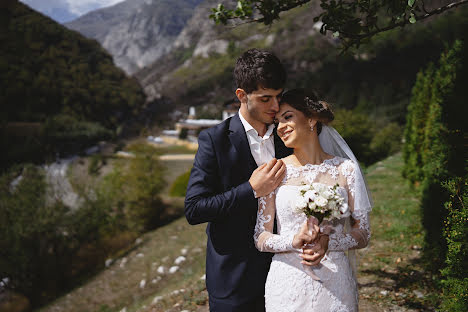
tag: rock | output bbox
[136,253,144,258]
[169,266,179,274]
[200,274,206,280]
[180,248,188,255]
[152,295,163,304]
[413,290,424,299]
[120,257,128,268]
[135,237,143,245]
[157,266,166,274]
[380,290,388,296]
[174,256,186,265]
[193,247,203,253]
[105,258,113,267]
[139,279,146,289]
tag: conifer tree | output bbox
[402,64,434,184]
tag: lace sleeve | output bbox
[328,160,371,251]
[254,191,296,253]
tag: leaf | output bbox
[333,31,340,38]
[408,0,416,7]
[409,13,416,24]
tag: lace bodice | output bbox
[254,156,370,254]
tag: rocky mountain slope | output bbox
[66,0,204,74]
[135,0,327,104]
[68,0,468,124]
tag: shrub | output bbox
[0,164,112,305]
[169,169,192,197]
[88,154,105,175]
[100,143,166,232]
[42,114,112,156]
[179,128,188,140]
[370,122,402,160]
[440,177,468,311]
[332,109,377,165]
[419,41,465,272]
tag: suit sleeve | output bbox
[184,130,256,225]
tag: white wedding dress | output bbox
[254,156,371,312]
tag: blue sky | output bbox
[20,0,125,22]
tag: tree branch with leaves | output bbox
[210,0,468,49]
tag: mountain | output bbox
[0,0,146,169]
[134,1,468,124]
[66,0,204,74]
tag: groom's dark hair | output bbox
[234,48,286,94]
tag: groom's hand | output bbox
[249,158,286,198]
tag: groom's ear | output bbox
[235,88,247,104]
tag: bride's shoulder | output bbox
[279,155,296,166]
[333,156,357,174]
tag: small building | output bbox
[172,100,241,137]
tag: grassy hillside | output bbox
[38,153,439,312]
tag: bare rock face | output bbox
[66,0,203,74]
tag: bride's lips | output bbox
[281,130,293,140]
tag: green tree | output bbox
[402,63,435,184]
[100,144,167,232]
[0,164,112,305]
[332,109,376,165]
[211,0,468,49]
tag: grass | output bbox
[38,153,438,312]
[357,154,438,311]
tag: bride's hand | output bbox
[300,234,329,266]
[292,221,319,249]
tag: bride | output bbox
[254,89,372,311]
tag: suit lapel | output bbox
[228,114,258,172]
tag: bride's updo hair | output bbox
[280,88,334,135]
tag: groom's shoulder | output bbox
[200,116,234,139]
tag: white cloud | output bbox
[21,0,70,13]
[67,0,125,16]
[21,0,125,17]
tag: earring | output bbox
[310,124,314,132]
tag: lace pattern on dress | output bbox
[254,156,368,312]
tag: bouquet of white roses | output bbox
[295,183,349,223]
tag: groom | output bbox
[185,49,325,311]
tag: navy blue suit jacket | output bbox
[185,113,292,305]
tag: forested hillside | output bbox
[0,0,146,170]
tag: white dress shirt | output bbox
[238,110,276,167]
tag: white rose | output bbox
[332,210,341,219]
[328,200,337,210]
[315,196,327,207]
[299,185,310,192]
[296,197,308,209]
[304,190,316,201]
[308,201,317,210]
[322,190,334,199]
[312,183,325,193]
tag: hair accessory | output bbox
[304,96,325,113]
